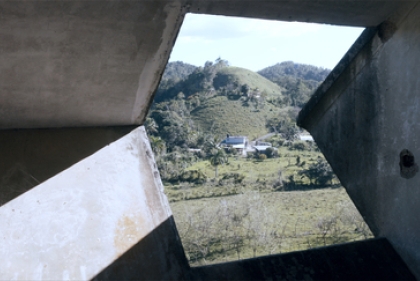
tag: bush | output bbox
[258,154,267,161]
[264,147,278,158]
[221,172,246,184]
[291,141,309,151]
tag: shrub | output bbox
[291,141,308,151]
[264,147,278,158]
[258,154,267,161]
[221,172,246,184]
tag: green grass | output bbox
[164,146,329,202]
[170,188,373,266]
[217,66,284,97]
[191,95,281,139]
[161,147,373,266]
[189,66,286,139]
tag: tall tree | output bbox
[209,148,228,179]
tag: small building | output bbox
[297,133,314,141]
[252,141,274,152]
[219,135,249,155]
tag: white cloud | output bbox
[171,13,364,70]
[179,14,324,42]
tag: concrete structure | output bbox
[298,2,420,279]
[1,0,420,280]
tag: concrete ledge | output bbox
[190,238,415,281]
[0,126,189,280]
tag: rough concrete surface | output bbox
[1,0,420,279]
[0,126,136,202]
[0,1,186,129]
[0,127,188,280]
[190,238,415,281]
[298,2,420,279]
[0,1,416,130]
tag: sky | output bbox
[169,14,365,71]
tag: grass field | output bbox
[170,188,372,266]
[164,145,333,202]
[163,146,373,266]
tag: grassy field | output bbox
[163,146,373,266]
[170,188,372,266]
[164,145,331,202]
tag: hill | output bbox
[191,95,280,140]
[213,66,283,97]
[147,60,330,151]
[258,61,330,108]
[162,61,197,82]
[189,66,285,138]
[258,61,330,85]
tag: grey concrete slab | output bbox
[190,238,415,281]
[0,1,186,129]
[190,0,415,27]
[0,126,136,206]
[0,126,189,280]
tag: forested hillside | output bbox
[148,59,329,151]
[258,61,330,107]
[146,58,332,185]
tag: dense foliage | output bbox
[145,59,336,188]
[258,61,330,107]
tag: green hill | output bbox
[147,60,329,150]
[162,61,197,82]
[191,95,280,140]
[214,66,284,97]
[258,61,330,85]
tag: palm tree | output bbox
[209,148,227,179]
[149,136,165,156]
[144,117,159,135]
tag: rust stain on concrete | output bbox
[114,213,148,258]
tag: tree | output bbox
[149,136,166,156]
[299,157,334,186]
[144,117,159,135]
[209,148,228,179]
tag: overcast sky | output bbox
[169,14,365,71]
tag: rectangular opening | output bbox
[146,14,371,266]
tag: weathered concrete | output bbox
[189,1,414,27]
[2,0,420,279]
[0,126,136,205]
[0,1,418,130]
[298,2,420,279]
[0,126,189,280]
[190,238,415,281]
[0,1,186,129]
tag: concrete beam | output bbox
[190,238,415,281]
[190,0,417,27]
[0,126,189,279]
[1,1,418,130]
[0,1,186,129]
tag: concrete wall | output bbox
[0,127,189,279]
[0,1,186,129]
[298,2,420,278]
[2,0,420,279]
